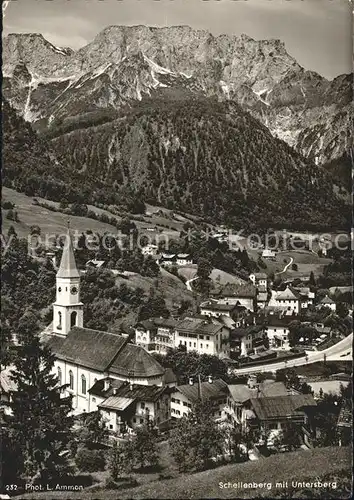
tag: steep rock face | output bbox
[2,26,352,165]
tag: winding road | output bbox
[234,333,353,374]
[186,276,198,291]
[275,257,294,275]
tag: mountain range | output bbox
[2,26,352,230]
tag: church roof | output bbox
[109,343,165,378]
[45,327,127,372]
[57,230,80,278]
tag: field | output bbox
[178,265,246,285]
[21,447,352,499]
[247,249,332,278]
[115,267,195,312]
[1,187,183,240]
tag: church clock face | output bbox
[71,286,78,295]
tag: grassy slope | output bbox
[178,265,247,286]
[115,267,195,312]
[21,447,351,499]
[2,187,182,239]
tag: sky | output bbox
[2,0,353,80]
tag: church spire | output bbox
[57,223,80,279]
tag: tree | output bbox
[134,420,159,469]
[108,440,135,481]
[281,423,301,451]
[309,271,316,287]
[75,411,109,447]
[170,400,224,472]
[7,334,74,486]
[291,263,298,271]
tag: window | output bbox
[92,397,96,403]
[81,374,86,395]
[57,311,62,330]
[270,423,278,430]
[110,425,113,430]
[141,402,145,409]
[57,367,62,385]
[200,343,203,348]
[183,402,188,407]
[140,418,144,424]
[133,417,136,423]
[206,344,209,349]
[172,397,176,403]
[69,370,74,390]
[194,342,196,348]
[71,311,77,328]
[189,342,192,347]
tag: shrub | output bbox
[75,447,106,472]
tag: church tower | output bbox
[53,228,83,336]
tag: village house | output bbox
[225,376,289,428]
[230,325,265,357]
[175,316,231,358]
[257,291,269,310]
[319,295,337,312]
[85,259,106,269]
[225,376,317,448]
[210,283,257,312]
[176,253,193,266]
[141,244,159,256]
[0,367,17,416]
[97,382,171,435]
[159,253,177,267]
[249,272,268,291]
[135,317,177,354]
[41,229,167,416]
[292,287,315,309]
[200,299,239,320]
[273,286,301,314]
[246,394,318,448]
[262,249,276,259]
[170,378,228,421]
[263,316,292,350]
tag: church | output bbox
[42,229,167,415]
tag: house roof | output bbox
[177,254,190,258]
[57,230,80,278]
[252,273,268,279]
[88,377,125,398]
[175,379,228,403]
[109,382,167,402]
[161,253,176,259]
[250,394,317,420]
[211,283,256,299]
[44,327,164,378]
[153,317,178,329]
[265,316,292,328]
[44,327,127,372]
[231,325,263,339]
[320,295,335,304]
[228,381,288,403]
[257,292,268,302]
[276,286,301,301]
[99,396,135,411]
[176,317,224,336]
[0,366,17,393]
[200,300,237,312]
[109,343,165,378]
[136,320,156,331]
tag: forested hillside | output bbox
[50,98,350,231]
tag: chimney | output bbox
[104,379,110,392]
[130,382,133,391]
[208,375,213,384]
[113,388,118,395]
[189,377,193,385]
[247,374,257,389]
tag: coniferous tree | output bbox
[8,334,74,486]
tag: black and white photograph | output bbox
[1,0,353,498]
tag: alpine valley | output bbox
[2,26,352,230]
